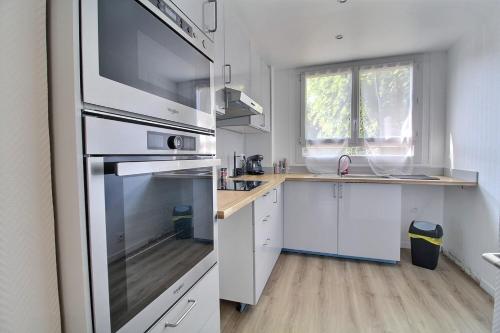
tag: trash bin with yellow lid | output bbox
[409,221,443,270]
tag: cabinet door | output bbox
[249,44,262,104]
[271,185,283,252]
[338,184,402,262]
[224,2,250,93]
[213,0,225,114]
[250,62,271,132]
[254,213,273,303]
[170,0,217,40]
[284,181,338,254]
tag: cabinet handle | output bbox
[263,238,271,246]
[261,113,266,128]
[273,188,278,203]
[208,0,217,33]
[224,64,232,84]
[262,214,271,222]
[263,191,271,197]
[333,184,337,198]
[165,299,197,328]
[339,184,343,199]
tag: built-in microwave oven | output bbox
[81,0,216,131]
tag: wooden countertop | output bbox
[217,173,476,219]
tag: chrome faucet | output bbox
[337,154,352,176]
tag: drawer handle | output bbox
[263,191,271,197]
[263,238,271,246]
[262,214,271,222]
[165,299,197,328]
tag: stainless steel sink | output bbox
[341,174,388,179]
[389,175,440,180]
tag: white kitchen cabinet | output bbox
[147,264,220,333]
[213,0,226,115]
[219,184,283,308]
[223,2,251,94]
[283,181,402,262]
[284,181,338,254]
[170,0,217,40]
[249,44,262,104]
[249,62,271,132]
[338,183,402,262]
[216,62,272,133]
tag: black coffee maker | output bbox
[246,155,264,175]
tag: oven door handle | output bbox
[115,159,220,176]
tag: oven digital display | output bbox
[147,131,197,151]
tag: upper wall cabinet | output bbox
[170,0,217,41]
[249,60,271,132]
[215,1,271,133]
[223,2,251,94]
[213,0,226,115]
[215,60,271,133]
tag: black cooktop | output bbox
[218,180,265,191]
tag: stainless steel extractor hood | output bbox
[217,88,263,119]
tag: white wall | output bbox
[0,1,61,332]
[216,129,246,176]
[401,186,444,249]
[443,11,500,298]
[272,52,448,167]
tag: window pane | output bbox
[305,70,352,141]
[359,64,413,139]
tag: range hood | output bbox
[217,88,263,119]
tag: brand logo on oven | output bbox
[174,283,184,294]
[168,108,180,114]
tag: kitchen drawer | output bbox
[254,188,276,221]
[148,265,219,333]
[254,211,272,247]
[254,231,275,302]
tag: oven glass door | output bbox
[87,158,217,333]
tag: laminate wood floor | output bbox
[220,250,493,333]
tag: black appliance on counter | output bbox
[246,155,264,175]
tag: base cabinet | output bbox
[147,264,220,333]
[219,184,283,306]
[284,181,338,254]
[338,183,402,262]
[284,181,402,262]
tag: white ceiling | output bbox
[232,0,498,69]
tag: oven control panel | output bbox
[147,131,196,151]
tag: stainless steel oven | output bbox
[84,111,218,333]
[81,0,215,131]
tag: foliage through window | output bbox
[303,61,414,156]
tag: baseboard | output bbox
[282,248,398,265]
[442,249,494,297]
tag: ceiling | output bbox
[232,0,498,69]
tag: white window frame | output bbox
[299,54,423,163]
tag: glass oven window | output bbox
[98,0,211,114]
[104,166,214,332]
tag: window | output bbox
[302,59,415,156]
